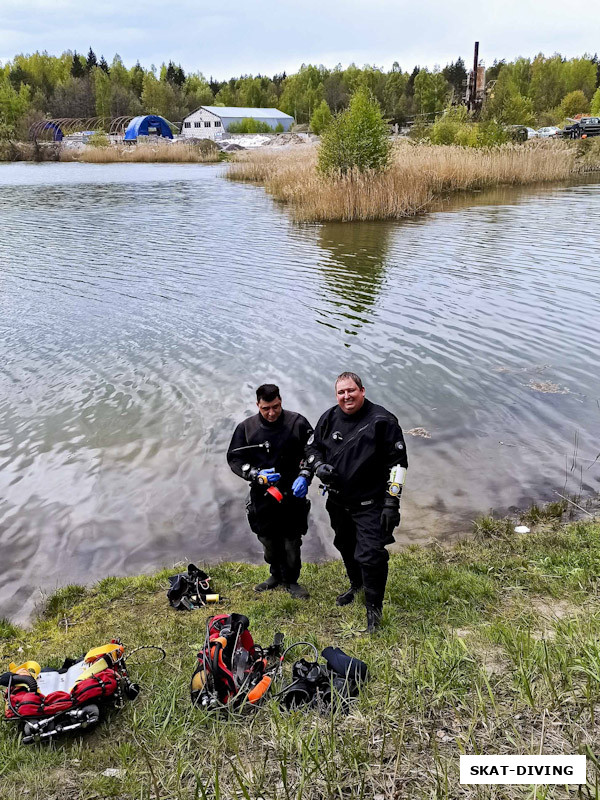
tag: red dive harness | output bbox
[191,613,284,711]
[1,641,139,744]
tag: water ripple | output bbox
[1,163,599,620]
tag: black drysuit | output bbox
[227,410,313,583]
[305,399,408,609]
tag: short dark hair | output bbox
[256,383,281,403]
[335,372,364,390]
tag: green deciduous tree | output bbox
[310,99,332,134]
[94,68,111,118]
[318,87,390,176]
[591,87,600,115]
[413,69,450,116]
[559,90,589,118]
[530,54,566,113]
[0,80,31,130]
[483,68,535,125]
[227,118,273,133]
[383,70,409,121]
[564,57,596,99]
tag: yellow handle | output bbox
[9,661,41,678]
[84,643,124,663]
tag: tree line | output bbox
[1,48,600,140]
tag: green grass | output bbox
[2,515,600,798]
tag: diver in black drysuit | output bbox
[301,374,408,631]
[227,385,313,599]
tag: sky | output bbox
[1,0,599,79]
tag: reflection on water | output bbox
[317,222,392,332]
[1,163,599,621]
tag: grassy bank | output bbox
[60,142,222,164]
[2,508,600,799]
[0,141,222,164]
[227,139,600,222]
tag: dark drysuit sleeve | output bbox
[378,415,408,471]
[226,421,250,480]
[303,411,329,472]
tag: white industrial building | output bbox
[180,106,294,139]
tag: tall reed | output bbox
[227,140,597,222]
[61,142,221,164]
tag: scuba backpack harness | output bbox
[191,613,283,711]
[167,563,220,611]
[0,640,164,744]
[190,613,368,714]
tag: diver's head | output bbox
[256,383,283,422]
[335,372,365,415]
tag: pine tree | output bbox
[406,66,419,97]
[99,56,109,74]
[86,48,97,72]
[442,58,467,98]
[165,61,176,84]
[71,52,85,78]
[174,66,186,87]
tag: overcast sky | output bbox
[1,0,599,79]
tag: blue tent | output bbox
[124,115,173,141]
[42,121,64,142]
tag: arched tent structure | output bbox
[30,117,135,141]
[124,115,173,141]
[41,121,64,142]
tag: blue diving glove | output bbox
[292,476,308,498]
[255,468,281,486]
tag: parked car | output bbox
[561,117,600,139]
[537,126,561,138]
[526,127,539,139]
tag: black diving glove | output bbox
[380,496,401,535]
[315,463,336,485]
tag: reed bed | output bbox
[60,142,221,164]
[227,139,598,222]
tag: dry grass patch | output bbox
[61,141,221,164]
[227,139,598,222]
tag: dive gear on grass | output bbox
[190,614,284,712]
[0,640,140,744]
[167,563,219,610]
[279,645,368,712]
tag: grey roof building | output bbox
[181,106,294,138]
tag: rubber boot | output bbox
[336,584,363,606]
[285,582,310,600]
[254,575,281,593]
[365,605,382,634]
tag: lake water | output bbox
[1,161,599,621]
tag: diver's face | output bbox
[257,397,282,422]
[336,378,365,415]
